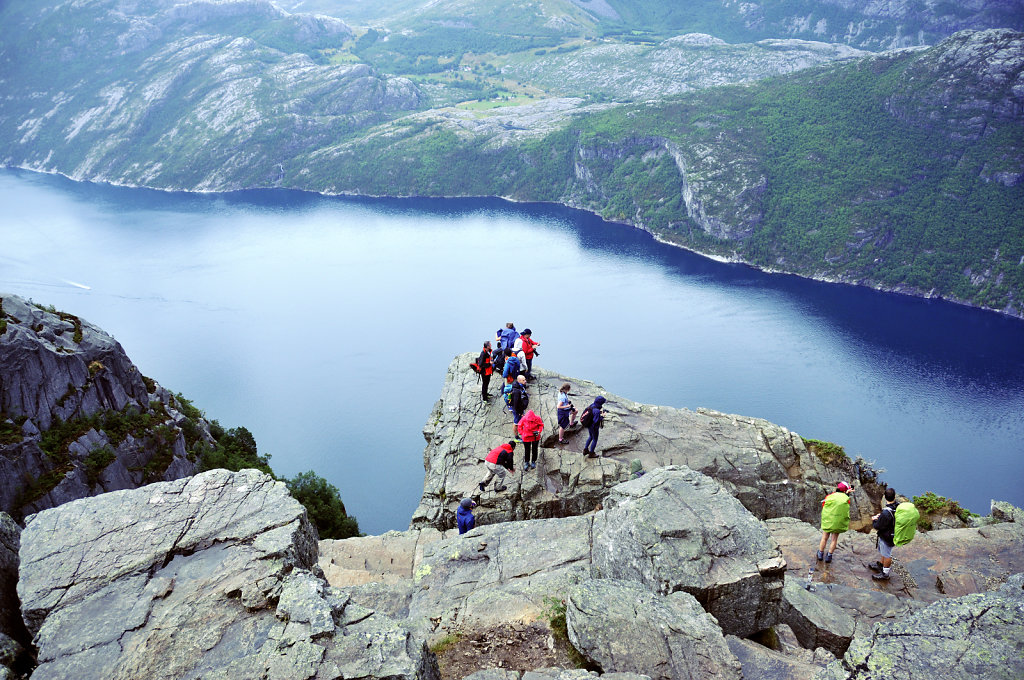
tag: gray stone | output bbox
[565,578,741,680]
[780,576,856,657]
[18,469,439,680]
[725,635,825,680]
[817,572,1024,680]
[591,466,785,637]
[413,354,882,532]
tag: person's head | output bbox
[594,396,607,407]
[507,440,517,450]
[504,348,513,358]
[837,481,851,493]
[483,340,491,350]
[560,383,571,393]
[517,374,527,385]
[884,487,896,503]
[460,498,476,510]
[506,322,515,329]
[522,329,532,336]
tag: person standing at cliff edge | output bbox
[477,341,494,402]
[870,487,900,581]
[496,322,518,353]
[556,383,578,444]
[517,409,545,470]
[581,396,606,459]
[817,481,852,563]
[479,441,516,493]
[517,329,540,380]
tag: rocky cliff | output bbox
[0,294,204,519]
[411,353,885,532]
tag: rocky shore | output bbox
[1,325,1022,679]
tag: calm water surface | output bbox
[2,169,1023,534]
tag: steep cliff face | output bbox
[0,0,421,190]
[0,294,203,519]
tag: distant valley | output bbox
[0,0,1022,315]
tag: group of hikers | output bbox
[816,481,919,583]
[466,323,608,509]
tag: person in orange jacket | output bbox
[517,409,545,470]
[479,441,516,493]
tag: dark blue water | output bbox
[3,168,1023,534]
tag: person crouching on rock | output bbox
[581,396,606,458]
[457,498,477,534]
[517,409,545,470]
[817,481,852,563]
[556,383,578,444]
[479,441,516,493]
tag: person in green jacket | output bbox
[817,481,852,563]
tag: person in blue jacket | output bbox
[582,396,607,459]
[457,497,477,534]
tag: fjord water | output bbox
[3,169,1023,534]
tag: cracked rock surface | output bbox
[18,468,439,680]
[412,354,882,533]
[816,573,1024,680]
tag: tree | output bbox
[286,471,361,539]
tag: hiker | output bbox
[503,349,521,385]
[556,383,578,444]
[479,440,516,493]
[492,341,507,376]
[870,487,900,581]
[817,481,852,563]
[457,498,477,534]
[510,374,529,429]
[580,396,607,458]
[517,409,545,470]
[514,329,540,380]
[496,323,519,352]
[477,341,493,402]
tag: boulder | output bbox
[411,354,882,533]
[779,576,856,657]
[18,469,439,680]
[725,636,825,680]
[591,466,785,637]
[818,573,1024,680]
[565,578,742,680]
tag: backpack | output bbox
[502,383,514,408]
[469,362,482,374]
[892,502,919,546]
[580,406,594,427]
[820,492,851,533]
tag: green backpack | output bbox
[892,502,920,546]
[820,492,851,533]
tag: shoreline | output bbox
[6,163,1022,322]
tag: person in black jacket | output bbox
[510,374,529,432]
[869,487,900,581]
[477,341,493,402]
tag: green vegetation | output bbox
[83,445,116,486]
[0,414,26,446]
[542,595,593,670]
[428,633,462,654]
[802,438,850,466]
[912,491,978,529]
[286,471,361,539]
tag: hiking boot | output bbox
[478,482,486,493]
[824,552,833,563]
[816,550,824,561]
[868,561,884,572]
[585,451,598,459]
[495,485,507,492]
[872,571,890,581]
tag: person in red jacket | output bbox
[477,341,494,402]
[516,329,540,380]
[517,409,545,470]
[479,441,516,493]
